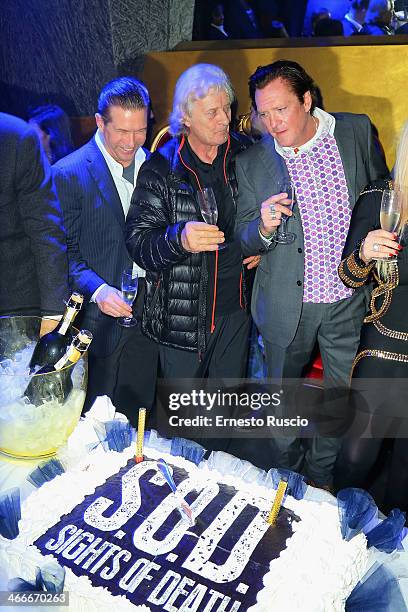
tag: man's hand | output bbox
[95,285,132,318]
[181,221,224,253]
[259,192,293,237]
[39,318,59,337]
[243,255,261,269]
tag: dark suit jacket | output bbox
[236,113,388,348]
[0,113,68,317]
[53,136,149,356]
[341,16,361,36]
[207,24,229,40]
[224,0,263,39]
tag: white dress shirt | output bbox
[344,13,363,33]
[274,107,336,159]
[91,130,146,301]
[210,23,229,37]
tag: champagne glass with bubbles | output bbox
[380,188,402,261]
[197,187,226,250]
[118,267,138,327]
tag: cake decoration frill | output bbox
[1,400,405,611]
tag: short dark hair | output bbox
[314,17,344,36]
[351,0,370,9]
[28,104,74,163]
[311,7,331,30]
[97,77,150,122]
[249,60,318,113]
[211,2,223,18]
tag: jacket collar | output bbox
[332,114,357,206]
[259,134,290,184]
[160,132,246,175]
[259,118,357,208]
[177,134,231,191]
[85,137,125,227]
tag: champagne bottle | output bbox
[29,293,84,372]
[25,330,93,406]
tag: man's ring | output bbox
[270,204,277,219]
[373,242,380,252]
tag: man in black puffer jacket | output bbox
[126,63,259,381]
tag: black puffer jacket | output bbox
[126,133,252,353]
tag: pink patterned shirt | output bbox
[284,132,353,303]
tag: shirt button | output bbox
[298,248,302,253]
[297,280,302,286]
[258,248,266,254]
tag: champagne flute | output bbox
[398,221,408,248]
[197,187,226,250]
[273,179,296,245]
[118,267,139,327]
[379,189,401,261]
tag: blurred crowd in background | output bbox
[193,0,408,41]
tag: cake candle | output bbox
[135,407,146,463]
[267,480,287,525]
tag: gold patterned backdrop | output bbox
[143,43,408,169]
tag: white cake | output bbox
[0,445,368,611]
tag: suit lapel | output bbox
[333,116,357,208]
[257,135,302,231]
[258,135,290,190]
[86,138,125,228]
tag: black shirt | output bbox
[183,139,243,324]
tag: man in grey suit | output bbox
[236,60,388,487]
[54,78,158,425]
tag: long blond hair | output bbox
[394,121,408,225]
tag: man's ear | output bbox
[303,91,312,113]
[95,113,105,132]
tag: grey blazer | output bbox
[235,113,388,348]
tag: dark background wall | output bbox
[0,0,194,118]
[0,0,116,117]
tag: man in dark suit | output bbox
[341,0,369,36]
[224,0,263,38]
[54,78,158,425]
[359,0,395,34]
[236,60,388,487]
[208,3,229,39]
[0,112,68,332]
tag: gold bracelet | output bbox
[348,250,375,278]
[338,259,365,288]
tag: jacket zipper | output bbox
[178,135,233,335]
[146,278,161,318]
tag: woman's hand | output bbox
[360,229,401,263]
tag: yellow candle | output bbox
[135,407,147,463]
[267,480,288,525]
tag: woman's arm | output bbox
[338,186,382,288]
